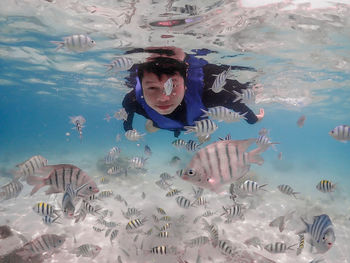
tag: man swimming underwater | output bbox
[122,46,264,137]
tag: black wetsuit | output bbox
[122,58,258,137]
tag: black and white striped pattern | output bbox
[329,124,350,142]
[221,204,243,218]
[106,57,133,72]
[240,180,267,193]
[110,229,119,244]
[41,215,59,225]
[92,226,105,232]
[166,189,181,197]
[264,242,289,253]
[218,239,234,256]
[160,223,171,231]
[74,244,101,258]
[184,119,218,137]
[157,231,170,238]
[130,157,147,169]
[184,236,210,247]
[126,218,146,230]
[233,88,256,105]
[185,140,201,152]
[0,179,23,201]
[160,172,174,181]
[302,214,334,244]
[211,67,231,93]
[125,129,145,141]
[98,190,114,199]
[316,180,335,193]
[23,234,65,254]
[297,234,305,256]
[16,155,48,180]
[201,106,247,123]
[33,202,56,217]
[150,246,167,255]
[172,139,187,149]
[61,34,95,52]
[202,219,219,248]
[176,196,191,208]
[277,184,299,198]
[122,207,142,219]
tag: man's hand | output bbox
[256,108,265,121]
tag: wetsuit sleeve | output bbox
[122,91,136,131]
[201,63,258,124]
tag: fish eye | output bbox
[89,186,92,190]
[187,169,195,176]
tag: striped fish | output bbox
[126,218,147,230]
[184,119,218,137]
[180,139,265,192]
[52,34,95,52]
[97,219,118,228]
[26,164,99,196]
[172,139,187,149]
[202,219,219,247]
[149,245,175,255]
[176,196,191,208]
[33,202,59,217]
[233,88,256,105]
[0,179,23,201]
[298,214,335,253]
[316,180,336,193]
[192,187,204,199]
[105,57,133,72]
[98,190,114,199]
[125,129,145,141]
[221,205,244,219]
[211,67,231,93]
[159,223,171,231]
[218,239,234,256]
[277,184,299,198]
[191,196,208,207]
[239,180,268,193]
[93,226,105,232]
[156,207,166,215]
[72,244,101,259]
[218,133,232,141]
[155,179,172,190]
[15,155,48,180]
[160,172,174,181]
[264,242,296,254]
[201,106,247,123]
[122,207,142,219]
[159,216,171,221]
[19,234,65,258]
[114,108,128,121]
[185,140,201,152]
[42,215,61,225]
[157,231,170,238]
[70,115,86,141]
[256,135,279,151]
[171,4,198,15]
[296,234,305,255]
[329,124,350,142]
[184,236,210,248]
[166,188,181,197]
[130,157,147,169]
[110,229,119,245]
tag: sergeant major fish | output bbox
[52,34,95,52]
[211,66,231,94]
[15,155,48,181]
[329,124,350,142]
[70,115,86,141]
[184,119,218,137]
[26,164,99,196]
[105,57,133,72]
[180,139,266,192]
[125,129,145,141]
[201,106,247,123]
[0,179,23,202]
[298,214,335,253]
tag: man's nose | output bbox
[158,92,170,102]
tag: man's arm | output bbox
[122,91,136,131]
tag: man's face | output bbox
[142,71,185,115]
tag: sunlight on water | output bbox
[0,0,350,262]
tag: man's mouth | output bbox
[157,105,172,110]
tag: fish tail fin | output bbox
[292,192,300,199]
[183,126,195,134]
[200,108,209,118]
[26,175,46,195]
[50,41,64,51]
[247,150,264,165]
[232,90,242,103]
[259,184,268,192]
[287,243,298,250]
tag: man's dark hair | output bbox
[137,57,188,82]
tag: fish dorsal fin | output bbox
[225,138,256,152]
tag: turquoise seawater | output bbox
[1,1,350,263]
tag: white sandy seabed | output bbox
[0,149,350,263]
